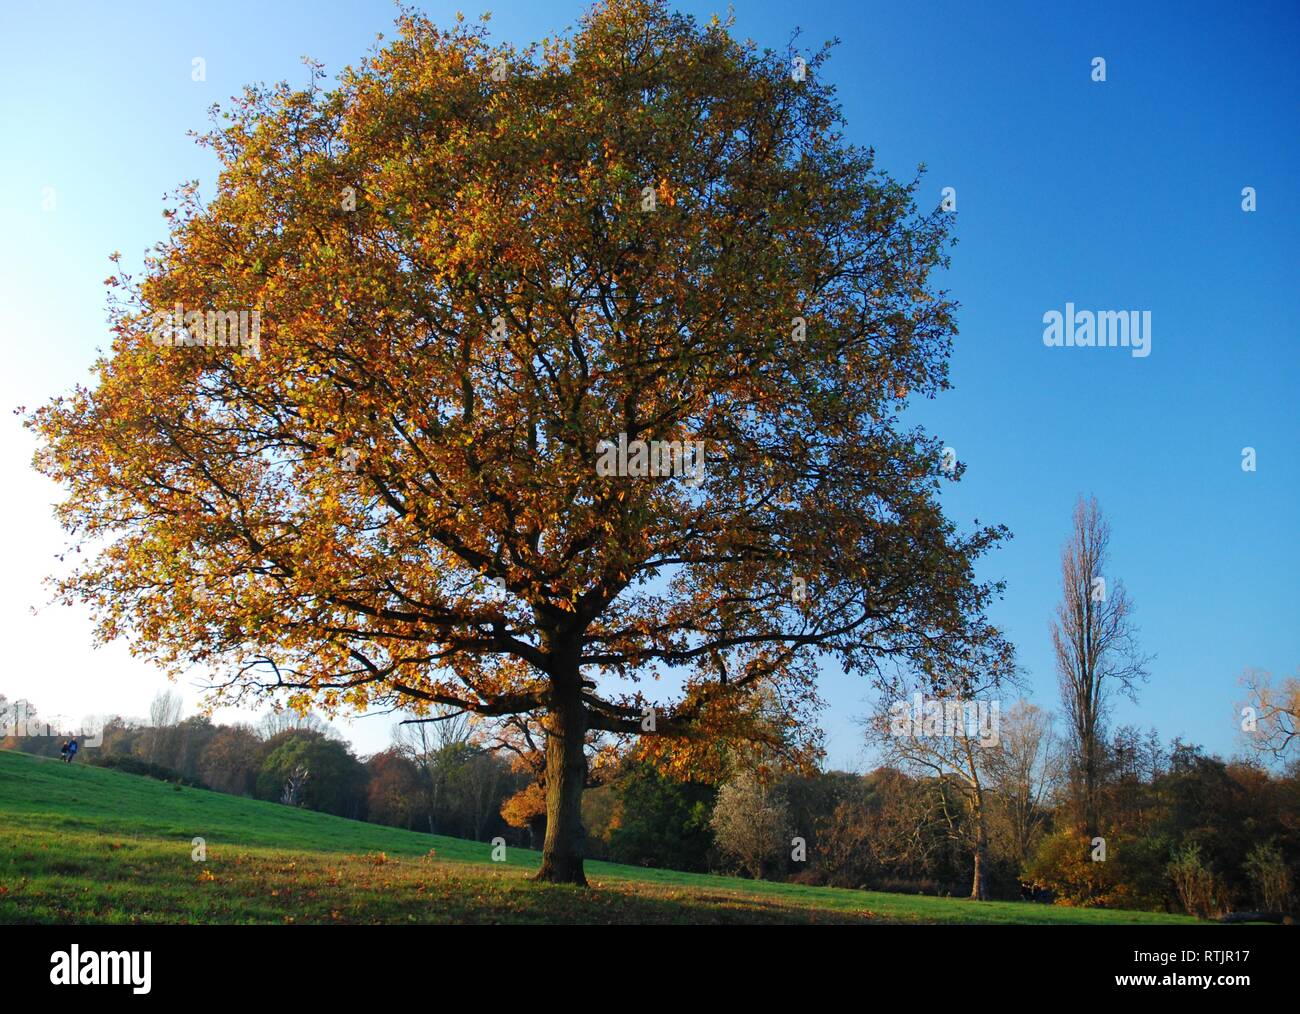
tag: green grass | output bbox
[0,749,1201,924]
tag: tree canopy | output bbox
[29,0,1011,882]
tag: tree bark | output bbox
[970,791,989,900]
[970,842,988,900]
[534,679,588,885]
[1082,738,1099,841]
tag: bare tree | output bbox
[986,701,1062,870]
[1238,665,1300,761]
[710,767,791,880]
[148,689,182,727]
[1051,496,1150,837]
[256,709,327,740]
[463,751,506,841]
[395,705,477,834]
[280,765,310,806]
[867,691,1003,899]
[146,689,183,765]
[398,705,473,753]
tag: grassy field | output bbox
[0,749,1202,925]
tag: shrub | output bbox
[1167,845,1226,919]
[1024,828,1115,907]
[710,769,790,880]
[871,877,948,897]
[786,867,828,887]
[1024,828,1175,911]
[1243,842,1293,913]
[89,754,206,788]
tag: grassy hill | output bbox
[0,749,1201,925]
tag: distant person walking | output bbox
[59,740,70,762]
[65,737,78,764]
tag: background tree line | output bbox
[0,692,531,847]
[582,715,1298,919]
[3,683,1295,917]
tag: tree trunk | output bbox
[970,802,989,900]
[1083,741,1099,841]
[970,844,988,900]
[534,684,588,886]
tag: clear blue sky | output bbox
[1,0,1296,768]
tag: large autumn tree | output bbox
[30,0,1011,884]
